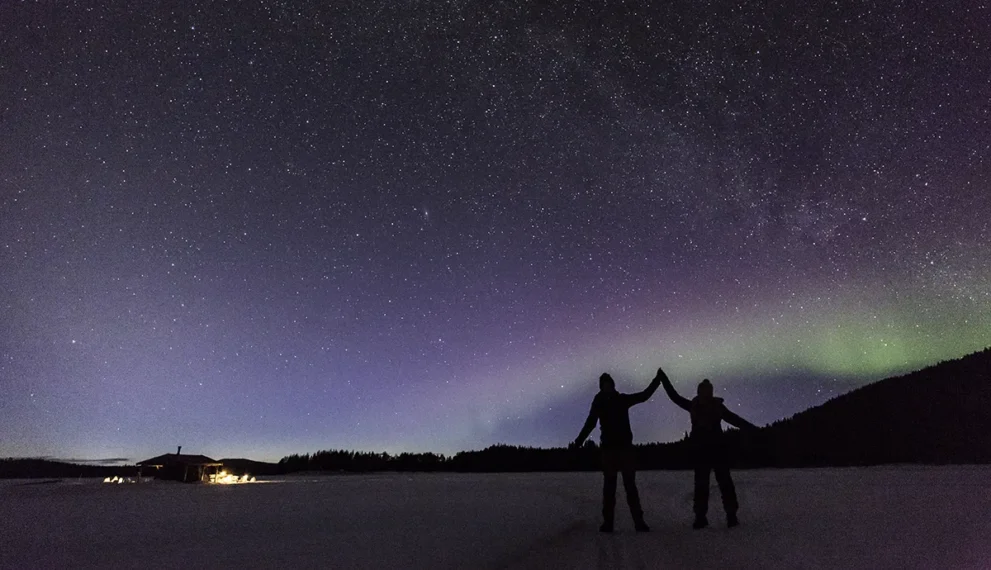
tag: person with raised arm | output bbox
[660,374,758,529]
[572,368,665,533]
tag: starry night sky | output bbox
[2,1,989,463]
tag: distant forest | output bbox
[4,347,989,478]
[277,346,991,471]
[0,459,138,480]
[275,437,739,473]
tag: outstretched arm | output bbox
[573,399,599,446]
[722,407,759,430]
[628,367,665,405]
[660,373,692,411]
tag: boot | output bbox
[727,512,739,528]
[634,517,650,532]
[599,520,614,533]
[692,515,708,530]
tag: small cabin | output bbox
[137,447,223,483]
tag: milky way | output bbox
[2,1,989,461]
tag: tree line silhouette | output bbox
[276,348,991,472]
[278,449,448,472]
[271,433,759,474]
[3,348,988,478]
[0,459,139,479]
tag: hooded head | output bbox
[697,378,713,399]
[599,373,616,393]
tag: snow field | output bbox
[2,467,989,569]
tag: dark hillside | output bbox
[218,458,283,476]
[763,348,991,465]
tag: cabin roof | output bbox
[137,453,221,467]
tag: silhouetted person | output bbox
[661,375,757,529]
[573,369,664,533]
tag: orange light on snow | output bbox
[102,476,135,484]
[209,470,256,484]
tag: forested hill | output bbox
[761,347,991,466]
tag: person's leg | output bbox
[693,464,711,529]
[620,467,649,530]
[714,464,739,527]
[602,469,618,532]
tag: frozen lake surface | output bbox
[2,467,989,569]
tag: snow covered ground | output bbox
[1,467,989,569]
